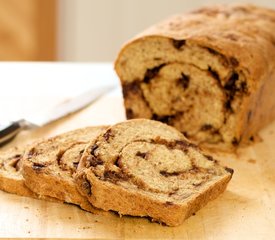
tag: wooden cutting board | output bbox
[1,92,275,239]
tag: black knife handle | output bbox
[0,120,25,146]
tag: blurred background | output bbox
[0,0,274,62]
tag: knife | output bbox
[0,85,114,146]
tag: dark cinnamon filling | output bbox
[90,144,99,155]
[27,148,37,159]
[225,167,234,175]
[177,73,190,90]
[200,124,214,131]
[86,155,103,167]
[9,155,22,171]
[208,66,220,81]
[134,57,248,146]
[81,177,92,196]
[122,81,141,98]
[136,151,148,159]
[203,154,214,162]
[231,137,240,146]
[126,108,135,119]
[103,129,114,143]
[32,162,47,171]
[152,114,175,125]
[73,162,78,169]
[230,57,239,67]
[55,142,87,173]
[144,64,166,84]
[172,39,186,50]
[103,170,129,183]
[164,201,174,206]
[56,150,65,166]
[89,136,220,192]
[160,171,181,177]
[151,137,197,150]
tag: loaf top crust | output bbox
[116,4,275,88]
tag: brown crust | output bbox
[118,4,275,84]
[81,170,231,226]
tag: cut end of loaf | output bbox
[115,3,275,150]
[116,37,249,150]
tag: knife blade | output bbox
[0,85,114,146]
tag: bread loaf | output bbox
[115,4,275,150]
[75,119,233,226]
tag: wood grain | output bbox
[0,0,56,61]
[35,0,56,60]
[1,91,275,239]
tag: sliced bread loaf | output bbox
[75,119,233,226]
[22,126,107,213]
[115,4,275,150]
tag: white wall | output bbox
[57,0,275,62]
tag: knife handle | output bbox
[0,120,27,147]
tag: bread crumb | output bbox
[249,134,262,143]
[25,219,29,222]
[81,226,92,230]
[24,206,29,209]
[248,159,256,164]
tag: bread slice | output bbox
[22,126,107,213]
[115,4,275,150]
[75,119,233,226]
[0,146,35,197]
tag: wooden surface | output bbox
[1,69,275,239]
